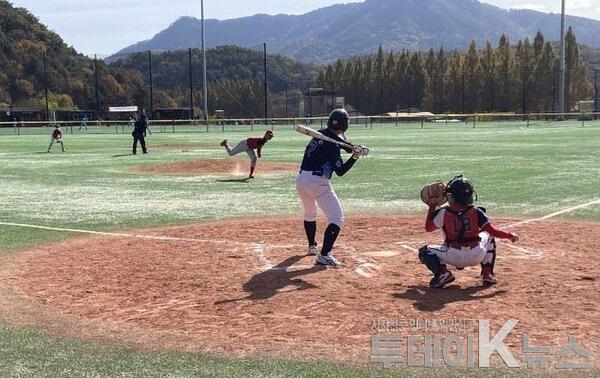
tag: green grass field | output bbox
[0,121,599,377]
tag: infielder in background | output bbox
[297,109,364,267]
[220,130,274,178]
[78,116,88,131]
[419,176,519,288]
[47,124,65,152]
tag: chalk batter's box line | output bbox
[0,221,380,277]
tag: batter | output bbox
[296,109,364,267]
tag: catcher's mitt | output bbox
[420,181,448,207]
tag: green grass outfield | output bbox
[0,121,599,377]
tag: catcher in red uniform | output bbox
[220,130,273,178]
[419,176,519,288]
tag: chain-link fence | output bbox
[2,112,599,138]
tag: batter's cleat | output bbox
[481,266,498,285]
[308,244,318,255]
[220,139,228,147]
[316,254,342,268]
[429,271,455,288]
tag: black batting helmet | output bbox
[327,108,349,132]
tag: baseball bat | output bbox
[295,124,370,156]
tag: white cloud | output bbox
[569,0,593,11]
[482,0,600,16]
[509,3,548,12]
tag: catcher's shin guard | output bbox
[481,238,497,275]
[418,245,444,275]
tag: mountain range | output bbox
[110,0,600,63]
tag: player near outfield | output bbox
[47,124,65,152]
[220,130,274,179]
[132,113,151,155]
[419,176,519,288]
[297,109,365,267]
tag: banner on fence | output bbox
[108,106,138,113]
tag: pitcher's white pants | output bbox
[226,140,257,167]
[296,170,344,228]
[426,232,495,269]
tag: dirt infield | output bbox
[1,215,598,365]
[129,158,298,175]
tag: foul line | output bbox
[0,221,299,249]
[503,199,600,228]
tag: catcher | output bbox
[220,130,273,179]
[47,124,65,152]
[418,175,519,288]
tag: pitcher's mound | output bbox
[130,159,298,175]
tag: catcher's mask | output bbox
[327,108,349,132]
[447,175,477,206]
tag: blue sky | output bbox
[7,0,600,56]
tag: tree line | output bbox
[316,29,592,115]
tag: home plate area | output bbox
[6,215,599,363]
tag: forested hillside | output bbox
[0,0,151,112]
[109,45,317,117]
[0,1,315,118]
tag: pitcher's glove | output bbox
[420,181,448,207]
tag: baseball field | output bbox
[0,120,598,377]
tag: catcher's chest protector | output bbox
[442,207,484,245]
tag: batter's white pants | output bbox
[426,232,495,269]
[226,140,257,167]
[296,170,344,228]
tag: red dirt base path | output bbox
[130,158,298,175]
[0,215,598,366]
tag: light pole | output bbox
[201,0,209,121]
[558,0,566,119]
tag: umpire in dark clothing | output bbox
[132,114,149,154]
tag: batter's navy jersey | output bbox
[300,128,355,179]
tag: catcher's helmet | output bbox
[327,108,349,132]
[447,175,476,206]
